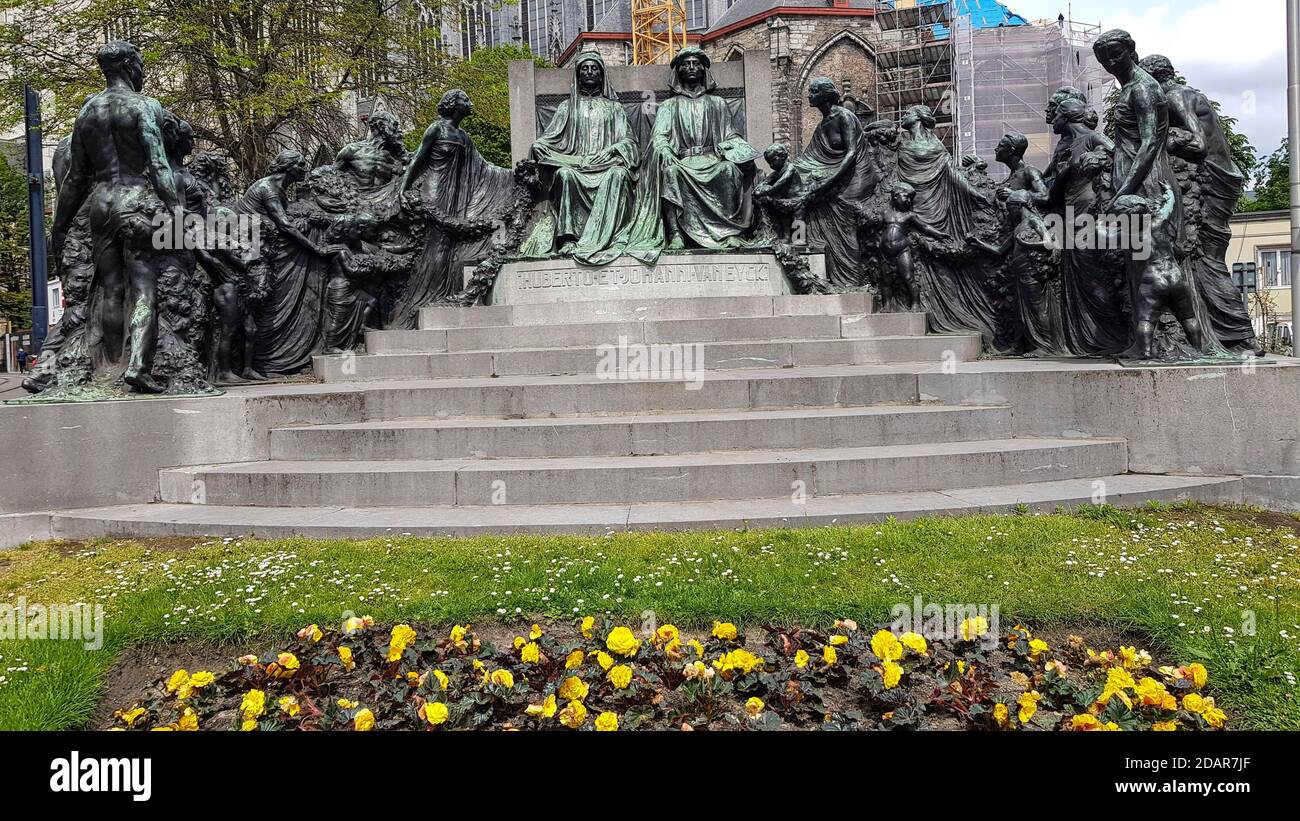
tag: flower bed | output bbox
[110,617,1226,731]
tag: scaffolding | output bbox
[631,0,687,65]
[953,15,1110,181]
[873,1,957,151]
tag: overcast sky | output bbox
[1006,0,1292,157]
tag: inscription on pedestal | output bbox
[489,253,809,305]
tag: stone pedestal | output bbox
[486,252,824,305]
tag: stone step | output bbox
[367,313,929,355]
[417,293,876,329]
[159,438,1128,507]
[269,404,1013,461]
[347,366,929,419]
[315,333,980,382]
[55,475,1243,539]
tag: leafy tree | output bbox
[1239,139,1291,213]
[0,153,32,327]
[0,0,462,182]
[407,44,550,168]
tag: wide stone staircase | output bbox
[51,293,1242,539]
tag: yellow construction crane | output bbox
[631,0,688,65]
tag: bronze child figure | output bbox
[754,143,802,242]
[874,181,947,311]
[1112,185,1206,360]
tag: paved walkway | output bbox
[0,374,30,400]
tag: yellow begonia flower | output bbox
[337,698,357,710]
[1028,638,1050,659]
[711,621,738,641]
[565,650,584,669]
[608,665,633,689]
[1186,663,1208,689]
[175,708,199,731]
[387,624,417,662]
[664,638,683,660]
[1119,646,1139,669]
[558,700,587,729]
[1017,690,1041,724]
[1181,693,1225,728]
[745,697,765,717]
[1201,700,1226,729]
[959,617,990,641]
[422,702,449,726]
[1135,677,1170,707]
[521,642,541,664]
[559,676,589,702]
[490,669,515,689]
[794,650,810,668]
[115,706,147,727]
[606,626,641,657]
[830,634,848,647]
[450,624,470,651]
[654,624,680,646]
[338,646,355,671]
[580,616,595,639]
[433,669,450,691]
[594,651,615,671]
[1070,714,1100,730]
[870,630,903,662]
[993,703,1010,727]
[881,660,903,689]
[277,695,300,717]
[900,632,928,655]
[713,648,765,679]
[1098,667,1136,709]
[165,669,192,699]
[513,636,525,650]
[1152,720,1179,731]
[822,646,837,666]
[689,639,705,658]
[595,711,619,731]
[529,623,543,640]
[240,719,258,732]
[297,624,323,643]
[353,708,375,731]
[1070,713,1119,731]
[526,694,558,719]
[240,689,266,720]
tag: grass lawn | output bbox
[1,503,1297,731]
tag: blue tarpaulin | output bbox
[894,0,1030,38]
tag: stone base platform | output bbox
[1,288,1298,547]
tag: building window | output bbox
[686,0,708,29]
[1258,248,1293,288]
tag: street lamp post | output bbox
[1288,0,1300,347]
[23,84,49,355]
